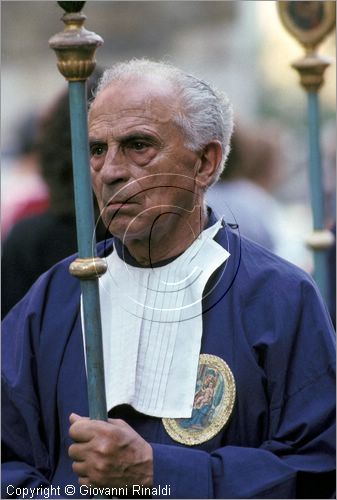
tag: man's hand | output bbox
[68,413,153,488]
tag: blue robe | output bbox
[2,213,336,499]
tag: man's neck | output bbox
[123,206,208,267]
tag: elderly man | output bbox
[2,60,335,499]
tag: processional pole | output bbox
[277,1,335,301]
[49,2,108,421]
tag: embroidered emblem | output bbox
[162,354,236,445]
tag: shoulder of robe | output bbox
[216,224,319,304]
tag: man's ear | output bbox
[194,140,223,189]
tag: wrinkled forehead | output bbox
[89,75,181,125]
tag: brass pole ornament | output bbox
[304,230,335,252]
[69,257,108,280]
[49,1,103,81]
[277,1,336,91]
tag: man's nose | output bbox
[100,146,129,185]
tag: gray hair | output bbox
[92,59,234,185]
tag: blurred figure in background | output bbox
[1,71,105,318]
[1,113,49,240]
[206,124,284,253]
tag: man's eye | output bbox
[129,140,149,151]
[90,144,106,156]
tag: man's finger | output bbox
[69,413,89,424]
[72,460,88,477]
[78,477,91,487]
[68,443,87,461]
[69,419,96,442]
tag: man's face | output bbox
[89,76,203,243]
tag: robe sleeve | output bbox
[151,279,336,499]
[1,278,53,498]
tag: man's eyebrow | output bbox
[88,131,162,146]
[117,131,160,143]
[88,136,106,144]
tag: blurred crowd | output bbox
[1,71,106,318]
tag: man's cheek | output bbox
[91,177,104,203]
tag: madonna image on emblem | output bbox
[163,354,236,445]
[181,367,221,430]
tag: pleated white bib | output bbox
[82,219,229,418]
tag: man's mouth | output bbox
[105,199,136,211]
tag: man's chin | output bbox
[105,219,149,244]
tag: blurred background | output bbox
[1,1,336,314]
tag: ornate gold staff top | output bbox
[278,1,335,300]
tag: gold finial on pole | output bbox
[49,1,103,81]
[277,1,335,91]
[291,53,331,93]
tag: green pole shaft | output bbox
[306,90,329,300]
[68,81,107,421]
